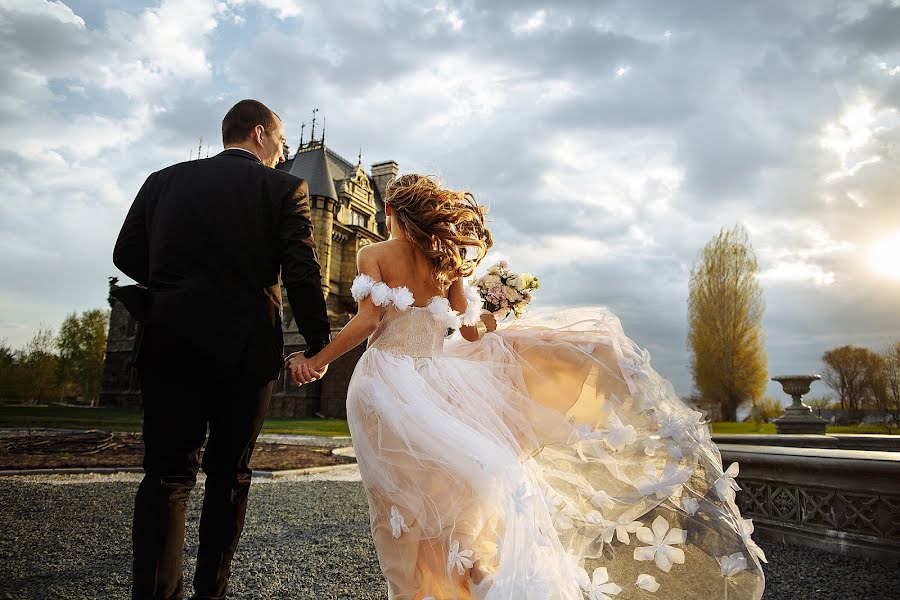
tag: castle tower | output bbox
[287,142,337,295]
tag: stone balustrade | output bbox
[720,443,900,562]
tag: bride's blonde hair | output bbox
[386,174,493,286]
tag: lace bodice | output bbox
[351,274,482,358]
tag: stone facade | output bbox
[99,138,395,418]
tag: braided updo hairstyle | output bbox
[386,174,493,286]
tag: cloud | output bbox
[1,0,899,403]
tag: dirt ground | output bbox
[0,431,349,471]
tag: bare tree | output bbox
[821,345,872,412]
[883,342,900,420]
[688,224,768,421]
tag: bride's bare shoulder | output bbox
[358,239,411,259]
[356,240,411,271]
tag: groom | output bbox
[114,99,331,600]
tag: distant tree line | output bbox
[821,342,900,419]
[0,309,109,406]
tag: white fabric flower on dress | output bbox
[587,567,622,600]
[427,297,463,329]
[655,409,706,443]
[570,424,613,461]
[600,517,643,545]
[566,552,592,590]
[644,437,664,456]
[633,515,687,573]
[370,281,393,306]
[585,510,604,525]
[391,286,414,310]
[738,518,767,563]
[550,500,578,530]
[603,411,637,452]
[682,498,700,516]
[635,573,660,593]
[543,491,578,530]
[655,411,688,441]
[718,552,748,577]
[512,482,536,516]
[591,490,615,510]
[514,564,552,600]
[350,275,415,310]
[715,462,741,504]
[633,462,693,499]
[390,505,409,539]
[461,283,483,326]
[447,539,474,576]
[350,274,376,301]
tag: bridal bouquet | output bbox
[471,261,539,319]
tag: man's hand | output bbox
[285,352,328,386]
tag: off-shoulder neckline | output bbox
[350,273,482,328]
[352,274,445,308]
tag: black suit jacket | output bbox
[113,149,331,381]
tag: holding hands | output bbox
[285,353,328,386]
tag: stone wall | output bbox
[721,443,900,562]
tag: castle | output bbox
[100,129,394,419]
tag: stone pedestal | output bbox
[772,374,828,435]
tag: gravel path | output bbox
[1,476,898,599]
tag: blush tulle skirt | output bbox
[346,308,765,600]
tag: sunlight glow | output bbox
[869,233,900,280]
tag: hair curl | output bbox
[386,174,493,286]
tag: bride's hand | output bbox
[285,353,328,385]
[480,310,497,332]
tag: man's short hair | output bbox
[221,99,280,145]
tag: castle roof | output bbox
[282,144,338,200]
[279,142,389,233]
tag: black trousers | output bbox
[131,327,273,600]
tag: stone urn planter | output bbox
[772,374,828,434]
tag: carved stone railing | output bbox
[713,434,900,452]
[719,444,900,562]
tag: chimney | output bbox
[371,160,399,202]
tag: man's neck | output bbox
[223,145,262,162]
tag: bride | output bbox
[287,175,765,600]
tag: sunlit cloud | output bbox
[820,97,899,182]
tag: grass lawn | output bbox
[2,406,894,439]
[709,421,900,435]
[0,405,350,437]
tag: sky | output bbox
[1,0,899,402]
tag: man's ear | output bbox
[385,204,393,216]
[254,124,265,145]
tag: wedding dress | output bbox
[345,274,765,600]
